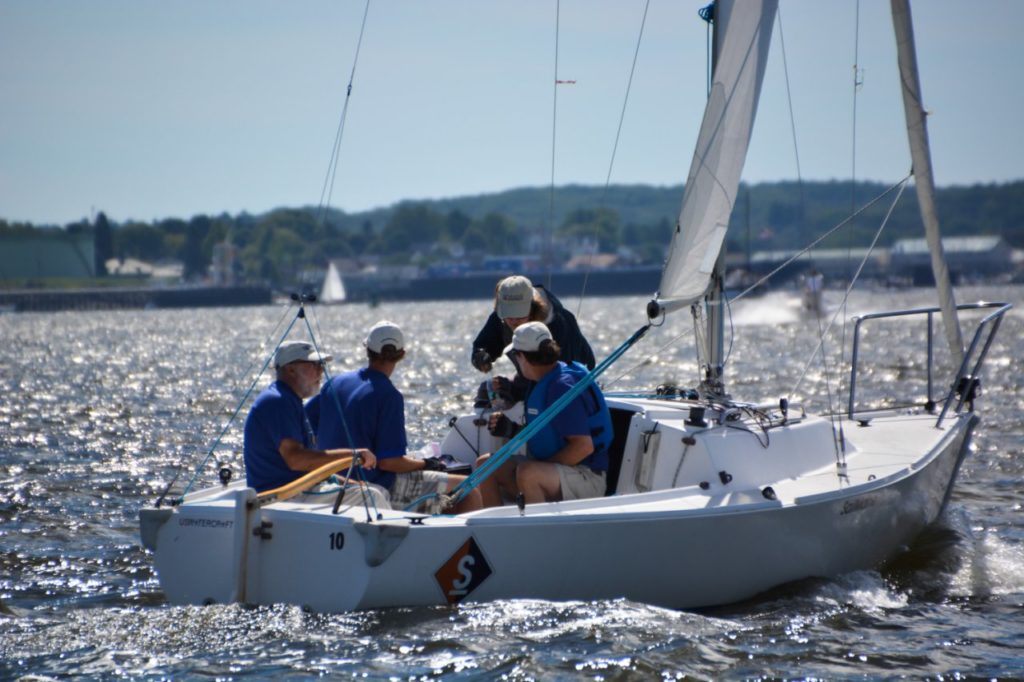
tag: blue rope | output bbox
[445,323,651,506]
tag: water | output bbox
[1,286,1022,679]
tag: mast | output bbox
[890,0,964,365]
[704,7,726,396]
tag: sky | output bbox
[2,0,1022,227]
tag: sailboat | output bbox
[318,260,347,304]
[139,0,1009,612]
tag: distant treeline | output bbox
[3,180,1022,288]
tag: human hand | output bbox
[492,375,515,404]
[488,412,520,439]
[472,350,493,373]
[356,449,376,469]
[421,456,448,472]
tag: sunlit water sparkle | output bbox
[1,285,1022,679]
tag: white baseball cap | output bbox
[274,340,333,369]
[365,320,405,353]
[496,275,535,319]
[506,321,553,354]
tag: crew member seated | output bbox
[475,321,612,506]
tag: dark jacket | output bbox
[471,285,596,370]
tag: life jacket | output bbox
[524,361,612,471]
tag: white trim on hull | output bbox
[141,407,977,612]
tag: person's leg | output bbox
[443,473,483,512]
[514,460,562,503]
[474,454,518,508]
[389,471,446,513]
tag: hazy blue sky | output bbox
[2,0,1021,226]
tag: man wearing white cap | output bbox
[244,340,377,493]
[475,321,612,507]
[307,321,482,514]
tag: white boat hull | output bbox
[141,403,977,612]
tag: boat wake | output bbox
[729,291,807,326]
[948,514,1024,598]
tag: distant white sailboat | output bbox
[140,0,1010,613]
[318,260,347,304]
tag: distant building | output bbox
[564,253,622,270]
[890,236,1013,284]
[740,247,886,285]
[105,257,183,281]
[482,255,542,272]
[210,239,240,285]
[0,230,95,280]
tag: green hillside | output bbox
[2,180,1022,289]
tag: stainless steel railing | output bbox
[847,301,1011,426]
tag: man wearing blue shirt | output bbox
[477,322,611,507]
[307,321,482,514]
[243,340,376,493]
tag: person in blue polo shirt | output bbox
[476,321,612,507]
[243,340,376,493]
[306,321,482,515]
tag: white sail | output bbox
[890,0,964,366]
[319,261,346,304]
[656,0,777,313]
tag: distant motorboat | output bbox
[801,269,825,315]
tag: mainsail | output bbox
[655,0,777,313]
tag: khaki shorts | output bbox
[556,464,607,501]
[389,470,449,514]
[334,482,391,510]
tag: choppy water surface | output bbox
[1,286,1022,679]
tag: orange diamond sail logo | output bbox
[434,537,492,604]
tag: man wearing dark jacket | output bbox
[470,275,595,407]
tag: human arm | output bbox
[546,434,594,466]
[278,438,377,472]
[377,454,440,473]
[551,311,595,370]
[471,312,507,372]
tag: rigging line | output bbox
[544,0,561,291]
[232,299,296,410]
[775,6,806,249]
[839,0,863,443]
[298,312,382,520]
[608,174,911,390]
[575,0,651,320]
[604,309,694,389]
[158,300,297,506]
[728,175,910,304]
[171,312,305,504]
[304,295,325,346]
[316,0,372,227]
[850,0,861,219]
[787,176,910,402]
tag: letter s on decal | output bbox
[449,555,476,595]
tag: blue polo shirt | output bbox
[243,380,313,492]
[306,367,407,489]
